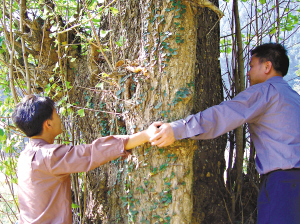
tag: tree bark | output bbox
[191,0,228,222]
[84,0,227,223]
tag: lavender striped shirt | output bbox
[171,76,300,174]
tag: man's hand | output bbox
[149,123,175,147]
[145,121,164,140]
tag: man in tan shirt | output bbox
[13,95,158,224]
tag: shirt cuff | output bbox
[170,113,203,140]
[170,119,187,140]
[114,135,129,154]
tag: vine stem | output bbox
[83,0,114,71]
[71,105,122,115]
[82,172,87,224]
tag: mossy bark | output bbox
[84,0,227,223]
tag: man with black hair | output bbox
[13,95,158,224]
[150,43,300,223]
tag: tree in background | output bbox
[0,0,299,223]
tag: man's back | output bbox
[249,76,300,174]
[18,139,72,224]
[17,135,128,224]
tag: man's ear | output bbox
[43,119,52,131]
[265,61,272,74]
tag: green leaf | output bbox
[96,82,104,89]
[116,36,126,47]
[123,201,129,207]
[92,18,101,23]
[101,72,109,77]
[154,102,162,109]
[110,7,119,15]
[100,29,112,38]
[45,84,51,95]
[72,203,80,209]
[78,109,85,117]
[269,27,276,35]
[66,81,72,89]
[88,0,97,10]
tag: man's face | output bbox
[247,55,267,86]
[50,109,63,136]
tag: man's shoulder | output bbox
[20,140,67,162]
[18,141,67,175]
[245,76,287,94]
[266,76,299,96]
[241,81,272,97]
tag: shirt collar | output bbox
[265,76,284,84]
[29,138,49,146]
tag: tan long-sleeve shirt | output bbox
[17,136,129,224]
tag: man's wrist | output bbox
[142,130,150,142]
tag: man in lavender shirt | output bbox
[13,95,158,224]
[150,43,300,223]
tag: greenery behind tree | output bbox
[0,0,299,223]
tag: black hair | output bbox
[250,43,289,77]
[12,95,55,137]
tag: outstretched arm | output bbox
[150,83,270,147]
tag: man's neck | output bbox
[31,134,55,144]
[262,70,283,84]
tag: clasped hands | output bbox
[146,122,176,147]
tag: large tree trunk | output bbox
[83,0,227,223]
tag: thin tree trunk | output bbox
[8,0,18,104]
[276,0,280,43]
[20,0,31,94]
[233,0,245,221]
